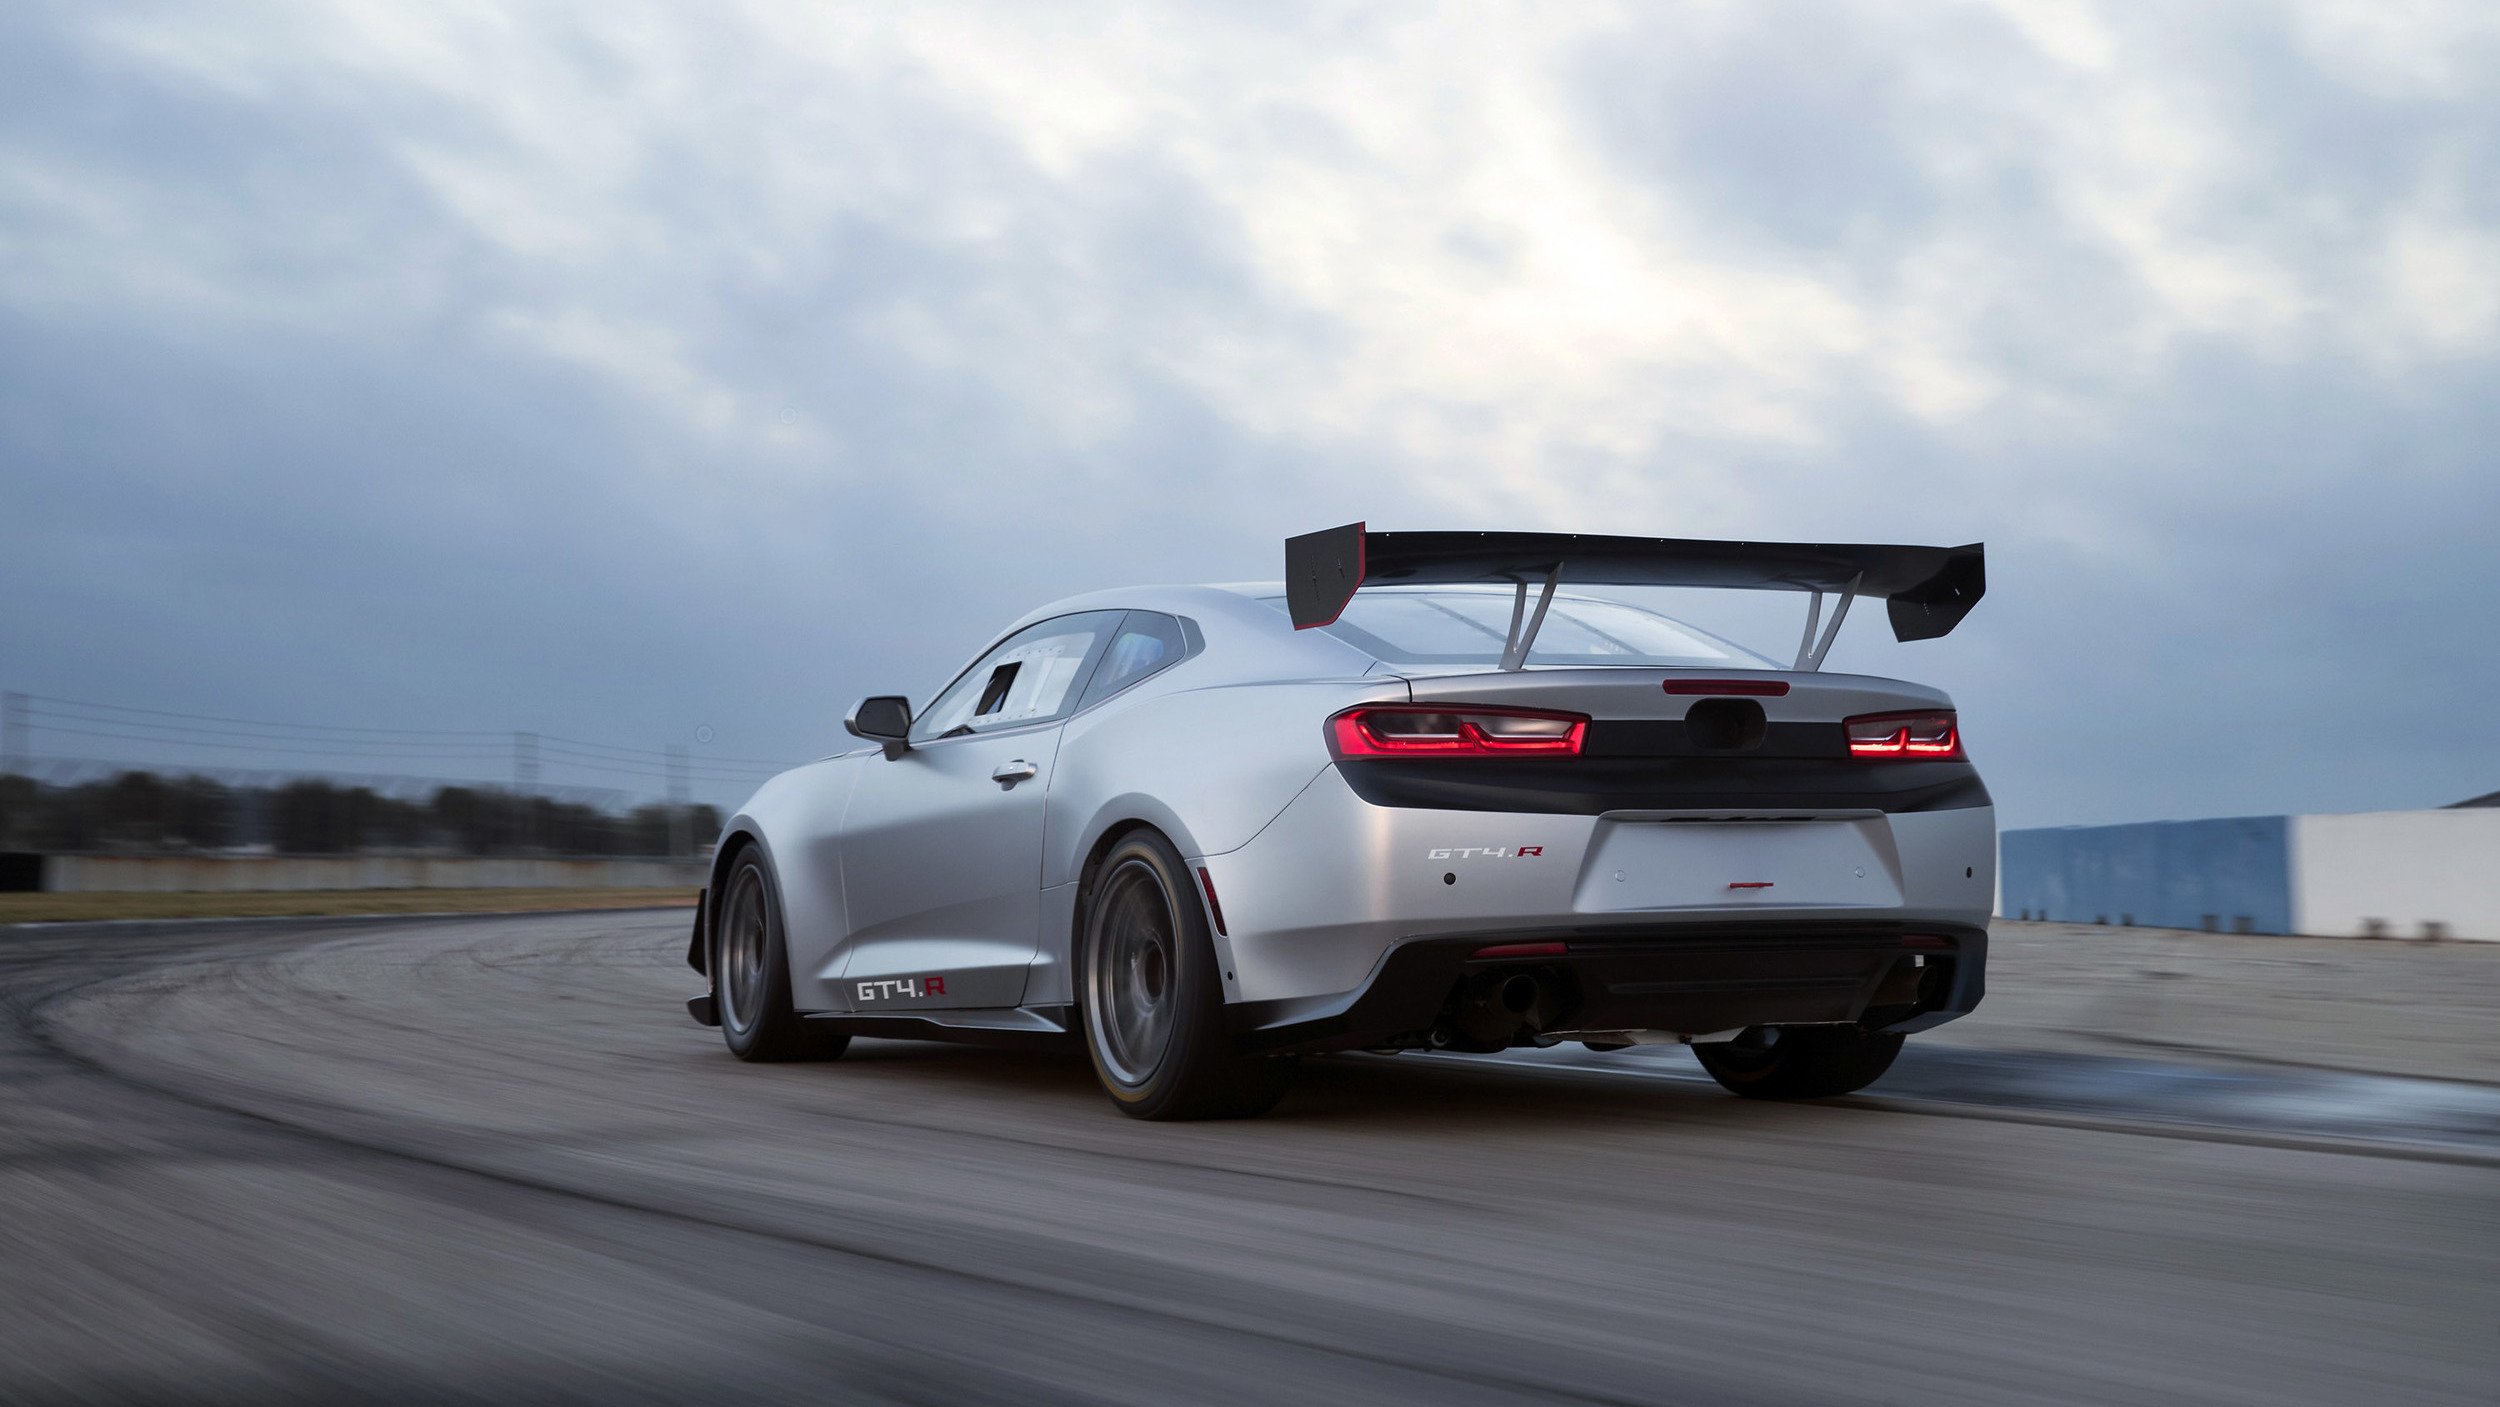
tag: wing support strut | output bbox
[1791,572,1861,672]
[1496,563,1564,671]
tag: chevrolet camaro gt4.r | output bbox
[685,525,1993,1119]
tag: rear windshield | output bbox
[1280,588,1775,669]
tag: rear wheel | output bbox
[715,849,849,1063]
[1079,831,1288,1120]
[1693,1026,1902,1099]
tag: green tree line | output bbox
[0,772,721,857]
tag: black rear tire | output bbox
[714,847,849,1063]
[1693,1026,1902,1099]
[1078,831,1288,1120]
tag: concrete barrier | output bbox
[2002,808,2500,941]
[1999,817,2291,934]
[40,854,707,894]
[2291,810,2500,942]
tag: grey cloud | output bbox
[2,2,2495,824]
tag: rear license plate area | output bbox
[1572,818,1901,912]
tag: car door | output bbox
[834,612,1119,1010]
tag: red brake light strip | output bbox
[1330,706,1588,758]
[1663,679,1790,696]
[1470,941,1569,959]
[1843,711,1961,760]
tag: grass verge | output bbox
[0,887,698,924]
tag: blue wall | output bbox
[1999,816,2292,934]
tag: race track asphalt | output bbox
[1,910,2493,1406]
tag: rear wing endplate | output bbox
[1284,523,1984,671]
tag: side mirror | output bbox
[844,696,913,760]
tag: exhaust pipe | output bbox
[1431,968,1567,1051]
[1497,972,1540,1015]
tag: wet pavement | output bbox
[1470,1041,2500,1157]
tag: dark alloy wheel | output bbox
[714,848,849,1063]
[1079,831,1288,1120]
[1692,1025,1903,1099]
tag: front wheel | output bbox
[1078,832,1288,1120]
[1693,1026,1903,1099]
[714,849,849,1063]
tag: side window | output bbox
[1077,611,1191,711]
[912,613,1119,741]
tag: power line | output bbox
[23,695,801,767]
[22,693,514,738]
[2,692,26,777]
[24,714,516,759]
[23,724,515,760]
[668,743,691,858]
[531,733,799,767]
[529,741,785,777]
[26,728,788,787]
[26,704,520,752]
[22,755,636,806]
[29,717,789,780]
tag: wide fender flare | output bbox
[688,816,783,975]
[1060,793,1206,891]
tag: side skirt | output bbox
[801,1004,1079,1054]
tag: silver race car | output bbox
[687,525,1993,1119]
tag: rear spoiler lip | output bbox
[1284,523,1985,644]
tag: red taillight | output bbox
[1329,705,1588,758]
[1844,711,1962,760]
[1470,941,1568,959]
[1663,678,1790,696]
[1195,866,1228,936]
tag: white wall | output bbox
[2291,810,2500,941]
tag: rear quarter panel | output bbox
[1030,676,1406,1005]
[1045,679,1404,882]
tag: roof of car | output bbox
[991,584,1379,679]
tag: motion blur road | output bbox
[2,911,2493,1406]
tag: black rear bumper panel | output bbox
[1230,921,1988,1056]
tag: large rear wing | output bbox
[1284,523,1984,671]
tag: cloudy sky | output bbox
[4,0,2496,824]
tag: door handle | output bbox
[991,760,1039,786]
